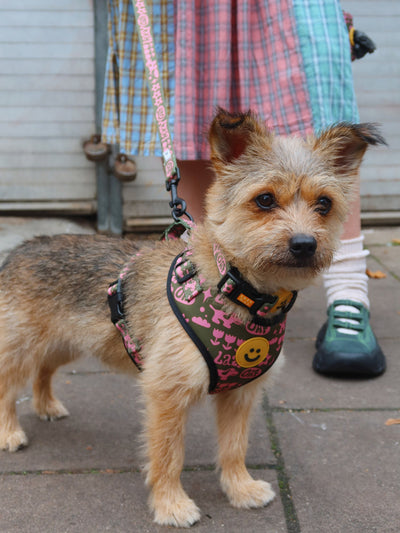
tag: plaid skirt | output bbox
[102,0,359,159]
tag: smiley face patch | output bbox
[235,337,269,368]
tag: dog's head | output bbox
[206,108,386,290]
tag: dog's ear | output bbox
[209,108,268,164]
[314,123,386,176]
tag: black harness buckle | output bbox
[108,278,124,324]
[217,268,277,315]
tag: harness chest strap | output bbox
[167,250,290,393]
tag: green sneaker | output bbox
[313,299,386,377]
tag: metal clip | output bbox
[166,169,193,222]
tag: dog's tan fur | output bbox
[0,110,384,527]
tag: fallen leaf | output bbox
[366,269,386,279]
[392,239,400,246]
[385,418,400,426]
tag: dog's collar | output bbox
[212,244,297,322]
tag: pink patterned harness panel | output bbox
[167,250,287,393]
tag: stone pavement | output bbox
[0,217,399,533]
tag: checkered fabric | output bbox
[102,0,358,159]
[102,0,175,156]
[292,0,359,132]
[174,0,314,159]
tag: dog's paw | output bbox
[151,492,201,528]
[223,478,275,509]
[0,428,28,452]
[35,399,70,421]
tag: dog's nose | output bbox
[289,234,317,259]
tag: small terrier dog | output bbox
[0,109,384,527]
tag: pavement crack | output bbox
[1,463,275,477]
[272,407,400,413]
[263,394,301,533]
[369,252,400,282]
[0,467,140,476]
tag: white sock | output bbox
[323,236,369,335]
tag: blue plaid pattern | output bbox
[292,0,359,131]
[102,0,175,156]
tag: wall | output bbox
[344,0,400,213]
[0,0,96,213]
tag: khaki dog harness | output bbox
[108,246,296,394]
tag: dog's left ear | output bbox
[209,107,268,165]
[314,123,387,176]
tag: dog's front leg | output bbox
[214,382,275,508]
[143,387,201,528]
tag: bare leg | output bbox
[177,160,214,222]
[341,178,361,239]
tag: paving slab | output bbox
[363,226,400,247]
[369,244,400,280]
[3,371,142,473]
[272,410,400,533]
[0,216,95,262]
[270,336,399,410]
[1,360,274,474]
[0,469,286,533]
[285,254,400,343]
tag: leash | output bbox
[131,0,192,224]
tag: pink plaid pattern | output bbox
[174,0,314,159]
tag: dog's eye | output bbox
[255,193,277,210]
[315,196,332,215]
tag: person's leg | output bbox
[323,183,369,313]
[177,160,215,222]
[340,183,361,239]
[313,179,386,377]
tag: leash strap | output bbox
[131,0,192,222]
[131,0,177,182]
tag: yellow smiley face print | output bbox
[235,338,269,368]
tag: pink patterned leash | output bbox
[131,0,191,223]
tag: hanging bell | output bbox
[114,153,137,182]
[83,134,110,162]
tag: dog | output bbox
[0,109,384,527]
